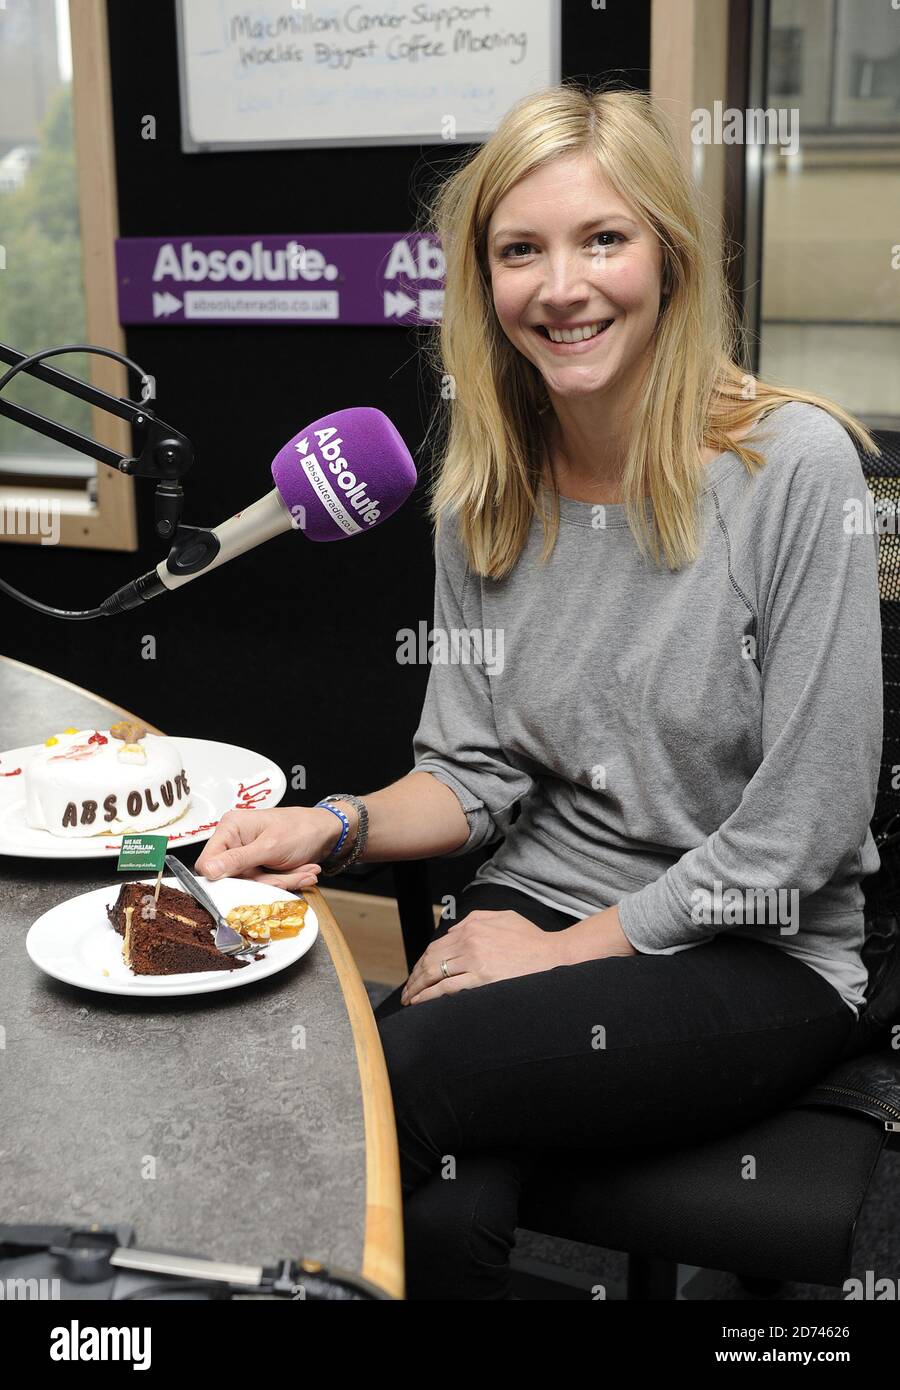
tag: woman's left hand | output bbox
[400,909,569,1006]
[401,903,637,1005]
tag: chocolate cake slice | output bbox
[107,881,247,976]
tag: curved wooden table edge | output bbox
[307,886,405,1301]
[0,653,405,1300]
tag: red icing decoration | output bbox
[235,776,272,810]
[103,818,220,847]
[0,763,22,776]
[49,742,98,761]
[88,731,108,746]
[167,819,220,841]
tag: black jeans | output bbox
[374,882,855,1301]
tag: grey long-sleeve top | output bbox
[411,401,883,1017]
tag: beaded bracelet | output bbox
[314,800,350,861]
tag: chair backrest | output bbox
[850,430,900,1045]
[859,429,900,826]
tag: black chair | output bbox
[390,429,900,1299]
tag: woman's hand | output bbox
[401,909,568,1005]
[401,903,637,1005]
[195,806,339,890]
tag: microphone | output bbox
[100,407,417,614]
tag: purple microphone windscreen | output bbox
[270,406,417,542]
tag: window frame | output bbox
[0,0,137,552]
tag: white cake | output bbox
[24,722,192,838]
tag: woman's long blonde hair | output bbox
[417,80,879,577]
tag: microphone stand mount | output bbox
[0,340,209,549]
[0,340,219,616]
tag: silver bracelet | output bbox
[318,793,369,875]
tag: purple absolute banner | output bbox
[115,233,446,327]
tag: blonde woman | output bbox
[197,82,882,1300]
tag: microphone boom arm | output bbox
[0,340,196,543]
[0,339,223,619]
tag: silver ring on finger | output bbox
[440,958,452,979]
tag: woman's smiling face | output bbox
[486,151,666,403]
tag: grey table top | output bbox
[0,657,367,1275]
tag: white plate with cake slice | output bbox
[0,732,286,859]
[25,876,318,997]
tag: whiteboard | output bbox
[175,0,562,152]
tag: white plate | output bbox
[26,876,318,997]
[0,737,286,859]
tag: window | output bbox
[0,0,136,549]
[758,0,900,427]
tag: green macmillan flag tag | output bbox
[117,833,169,874]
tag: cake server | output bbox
[163,854,265,958]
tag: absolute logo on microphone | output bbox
[294,426,381,533]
